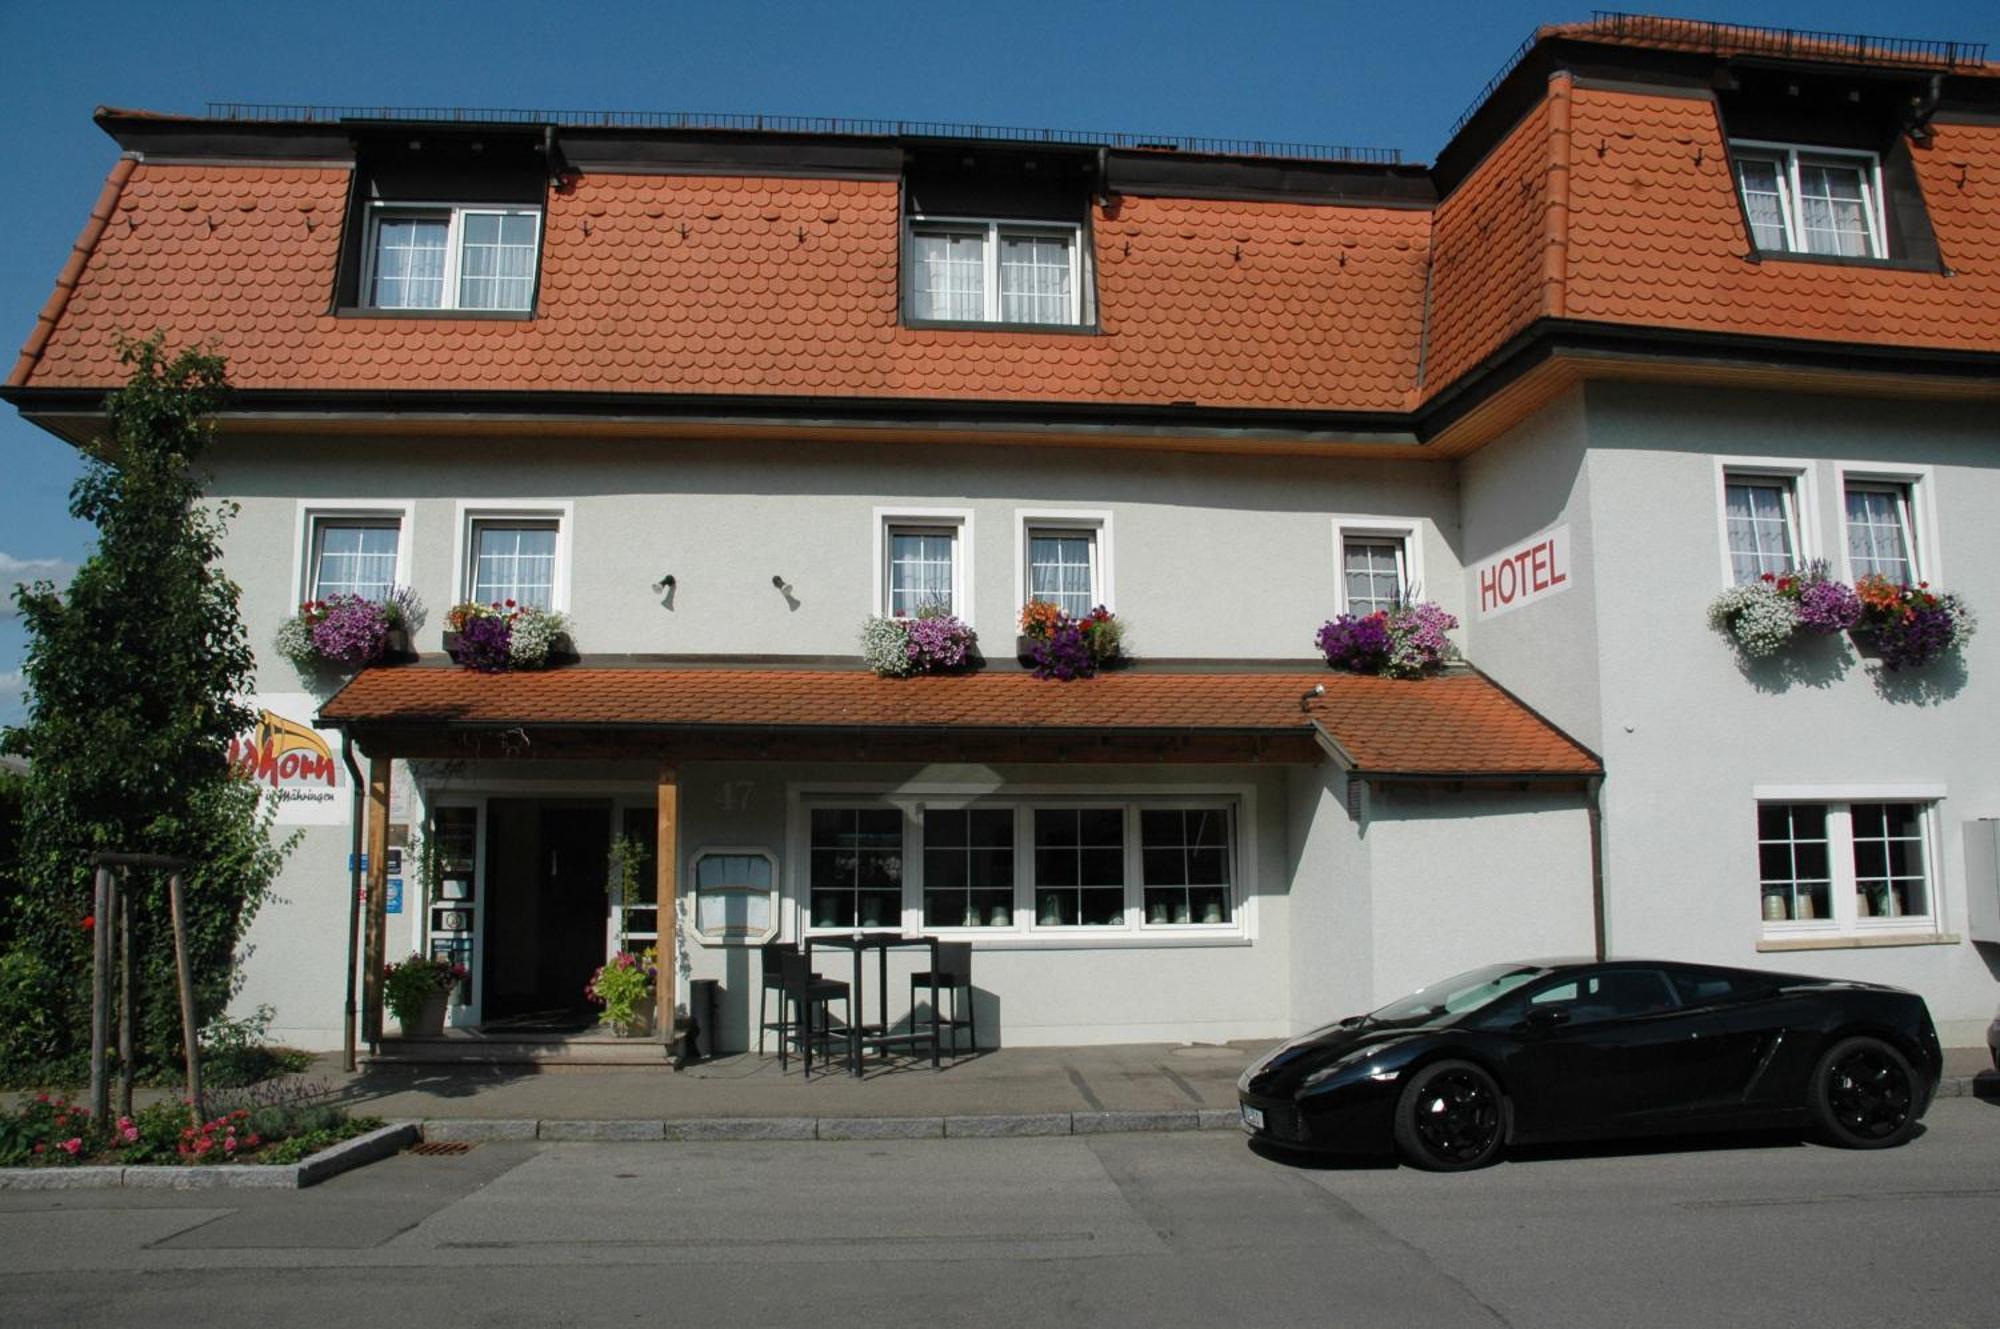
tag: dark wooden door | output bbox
[536,806,611,1017]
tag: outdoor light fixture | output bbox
[653,574,676,592]
[771,574,790,591]
[1300,682,1325,712]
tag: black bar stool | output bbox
[909,941,975,1056]
[777,949,849,1076]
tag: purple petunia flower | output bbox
[1794,579,1862,635]
[456,613,514,673]
[307,595,390,666]
[1315,613,1392,674]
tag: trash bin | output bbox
[686,978,720,1063]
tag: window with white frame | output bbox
[365,205,541,312]
[1025,527,1098,617]
[884,523,960,618]
[1342,537,1407,615]
[467,517,560,609]
[922,808,1015,928]
[907,219,1085,326]
[1843,480,1917,584]
[308,517,401,602]
[1722,473,1801,583]
[1731,144,1885,259]
[799,796,1240,935]
[1757,799,1935,931]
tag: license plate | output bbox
[1240,1104,1265,1133]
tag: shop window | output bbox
[1757,798,1935,934]
[922,809,1015,928]
[1032,808,1126,927]
[808,808,904,930]
[1731,143,1885,259]
[1140,808,1233,926]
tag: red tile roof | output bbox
[316,665,1600,777]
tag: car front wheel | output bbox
[1392,1059,1506,1171]
[1809,1035,1920,1150]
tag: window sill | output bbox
[1756,931,1959,953]
[334,306,537,321]
[903,317,1101,336]
[1744,249,1945,276]
[800,929,1249,951]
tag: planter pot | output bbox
[442,630,464,662]
[395,989,448,1039]
[1016,635,1041,666]
[1847,628,1886,660]
[380,626,414,663]
[612,993,656,1038]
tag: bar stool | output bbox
[777,949,849,1077]
[909,941,976,1056]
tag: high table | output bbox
[803,932,942,1076]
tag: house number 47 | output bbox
[715,781,755,812]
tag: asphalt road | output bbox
[3,1099,1995,1329]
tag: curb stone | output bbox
[944,1113,1073,1138]
[1196,1108,1243,1131]
[0,1122,419,1191]
[660,1117,817,1142]
[817,1116,945,1141]
[423,1118,539,1142]
[1073,1110,1201,1134]
[538,1119,664,1142]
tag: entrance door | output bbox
[482,801,611,1025]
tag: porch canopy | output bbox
[316,660,1602,776]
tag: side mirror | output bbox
[1524,1005,1571,1032]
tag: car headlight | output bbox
[1300,1044,1404,1089]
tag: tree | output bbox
[1,336,290,1083]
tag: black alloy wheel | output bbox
[1392,1059,1506,1171]
[1809,1035,1920,1149]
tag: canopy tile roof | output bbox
[317,665,1601,777]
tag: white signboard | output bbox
[1472,524,1574,620]
[227,692,349,825]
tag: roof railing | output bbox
[1448,11,1988,144]
[198,103,1403,166]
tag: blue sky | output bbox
[2,0,1994,724]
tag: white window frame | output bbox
[1714,458,1819,587]
[904,215,1088,326]
[291,500,415,605]
[1014,509,1113,616]
[452,500,574,612]
[685,845,782,948]
[1730,141,1888,259]
[873,507,973,626]
[1752,785,1947,943]
[1835,463,1938,587]
[361,202,543,312]
[1330,516,1425,616]
[786,782,1256,949]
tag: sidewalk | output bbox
[298,1043,1997,1137]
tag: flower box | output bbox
[444,602,575,672]
[275,587,426,674]
[1017,603,1123,680]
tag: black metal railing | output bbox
[200,102,1403,165]
[1448,11,1987,145]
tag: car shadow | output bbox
[1249,1123,1937,1171]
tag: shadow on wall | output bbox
[1870,654,1968,707]
[1731,635,1970,706]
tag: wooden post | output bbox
[656,763,680,1061]
[88,865,112,1122]
[117,873,135,1120]
[167,872,204,1128]
[362,756,392,1045]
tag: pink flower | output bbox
[122,1126,139,1143]
[61,1138,82,1155]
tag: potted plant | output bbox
[860,606,978,677]
[382,952,466,1039]
[274,587,426,673]
[444,600,575,672]
[1851,575,1976,670]
[1017,601,1124,679]
[1707,563,1859,660]
[586,949,656,1036]
[1315,601,1458,678]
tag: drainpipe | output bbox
[340,729,366,1072]
[1586,775,1607,961]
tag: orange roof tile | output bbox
[15,166,1428,411]
[316,665,1600,777]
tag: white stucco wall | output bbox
[1455,382,2000,1043]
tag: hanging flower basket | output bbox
[1017,602,1123,680]
[1315,601,1457,679]
[444,601,575,672]
[860,608,978,677]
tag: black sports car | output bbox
[1238,959,1942,1171]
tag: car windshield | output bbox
[1365,964,1548,1028]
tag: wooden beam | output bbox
[656,762,680,1056]
[361,756,392,1045]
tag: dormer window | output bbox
[907,218,1084,326]
[1731,143,1885,259]
[364,205,541,312]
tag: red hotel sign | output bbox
[1472,525,1573,620]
